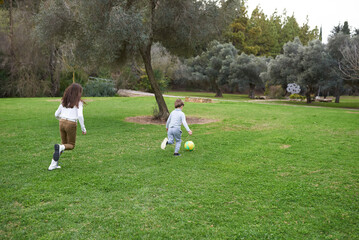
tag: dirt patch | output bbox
[185,97,215,103]
[125,116,219,125]
[346,111,359,114]
[280,145,291,149]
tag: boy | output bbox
[161,99,192,156]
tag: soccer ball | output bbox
[184,141,195,151]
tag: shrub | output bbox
[265,85,285,99]
[152,105,161,120]
[137,69,168,93]
[289,93,306,100]
[0,68,12,97]
[83,78,117,97]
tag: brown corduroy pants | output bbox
[59,119,77,150]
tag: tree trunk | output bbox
[335,93,340,103]
[211,79,223,97]
[334,81,340,103]
[140,44,169,120]
[305,91,312,103]
[9,0,14,56]
[49,45,60,97]
[248,83,255,99]
[9,0,16,73]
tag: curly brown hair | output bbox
[62,83,83,108]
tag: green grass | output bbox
[165,91,359,109]
[268,96,359,109]
[1,97,359,239]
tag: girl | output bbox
[48,83,87,170]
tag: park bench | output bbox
[255,96,266,100]
[315,97,333,102]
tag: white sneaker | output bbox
[48,159,61,171]
[59,144,65,152]
[161,138,168,150]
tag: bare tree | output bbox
[339,37,359,81]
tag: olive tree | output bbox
[296,40,335,103]
[266,37,303,90]
[229,53,267,99]
[35,0,241,119]
[187,41,238,97]
[266,38,335,103]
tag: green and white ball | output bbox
[184,141,195,151]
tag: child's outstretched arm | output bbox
[181,113,192,135]
[78,102,86,134]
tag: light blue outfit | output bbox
[166,108,191,153]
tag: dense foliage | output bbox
[0,0,358,103]
[187,41,238,97]
[229,53,268,98]
[83,78,117,97]
[224,1,318,57]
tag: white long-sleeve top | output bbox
[55,101,86,132]
[166,108,191,132]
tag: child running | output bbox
[161,99,192,156]
[48,83,87,170]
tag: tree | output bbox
[280,13,301,46]
[319,26,322,42]
[224,4,274,56]
[266,37,303,89]
[342,21,351,35]
[327,31,352,103]
[1,0,52,97]
[35,0,240,119]
[338,36,359,82]
[224,3,318,58]
[265,38,334,103]
[331,21,351,36]
[187,41,238,97]
[224,0,250,53]
[229,53,267,98]
[246,7,273,56]
[296,40,334,103]
[298,17,319,45]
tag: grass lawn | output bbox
[1,97,358,239]
[165,91,359,109]
[267,96,359,109]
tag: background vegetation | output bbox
[3,0,357,108]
